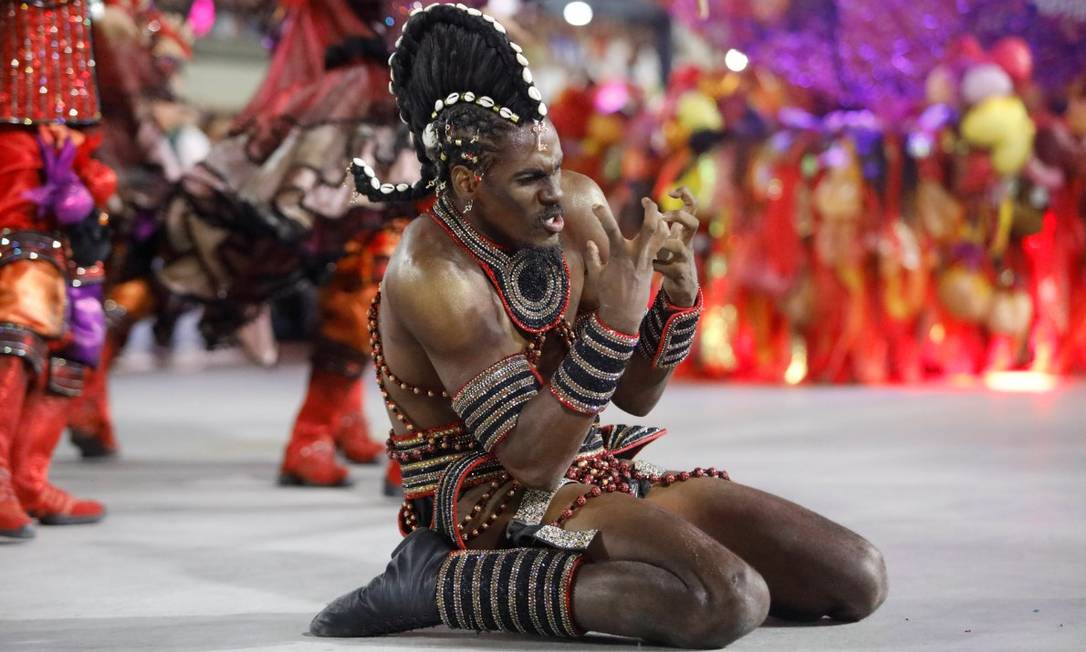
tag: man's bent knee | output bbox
[669,564,770,648]
[830,541,888,622]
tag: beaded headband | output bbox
[351,2,547,198]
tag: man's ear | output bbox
[450,164,482,199]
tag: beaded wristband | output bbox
[637,288,704,369]
[549,314,638,415]
[452,354,541,452]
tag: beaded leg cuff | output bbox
[452,354,541,452]
[437,548,584,638]
[0,323,47,376]
[637,289,703,369]
[549,314,638,415]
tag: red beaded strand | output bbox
[456,474,519,542]
[553,460,730,528]
[367,292,448,437]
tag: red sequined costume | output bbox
[1,0,116,540]
[155,0,417,487]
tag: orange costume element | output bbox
[0,259,69,338]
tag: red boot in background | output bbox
[279,367,353,487]
[67,337,120,458]
[0,355,34,540]
[12,360,105,525]
[333,377,383,464]
[384,459,402,498]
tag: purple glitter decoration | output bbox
[23,136,95,225]
[668,0,1086,116]
[65,283,106,366]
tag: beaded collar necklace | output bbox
[430,193,570,334]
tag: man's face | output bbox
[473,121,565,249]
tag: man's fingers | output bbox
[663,210,699,244]
[668,185,698,216]
[653,260,684,276]
[634,197,661,255]
[592,203,626,252]
[585,240,603,279]
[653,238,690,265]
[640,219,670,267]
[641,197,664,235]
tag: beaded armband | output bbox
[637,288,703,369]
[549,314,638,416]
[451,354,541,452]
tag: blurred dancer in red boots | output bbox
[156,0,418,487]
[1,0,116,540]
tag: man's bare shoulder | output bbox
[383,216,496,351]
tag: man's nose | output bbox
[539,178,563,205]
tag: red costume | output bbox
[1,0,116,540]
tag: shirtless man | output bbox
[309,4,886,647]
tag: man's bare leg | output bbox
[538,485,771,647]
[644,478,888,622]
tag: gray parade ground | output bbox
[1,343,1082,651]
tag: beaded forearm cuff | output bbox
[436,548,584,637]
[637,288,704,369]
[452,354,541,452]
[549,314,638,416]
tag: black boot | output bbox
[310,528,451,637]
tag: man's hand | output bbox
[653,186,700,307]
[585,199,670,333]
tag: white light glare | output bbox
[564,1,594,27]
[488,0,520,16]
[724,48,749,72]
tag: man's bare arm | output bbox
[389,201,666,489]
[577,188,701,417]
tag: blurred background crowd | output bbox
[98,0,1086,391]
